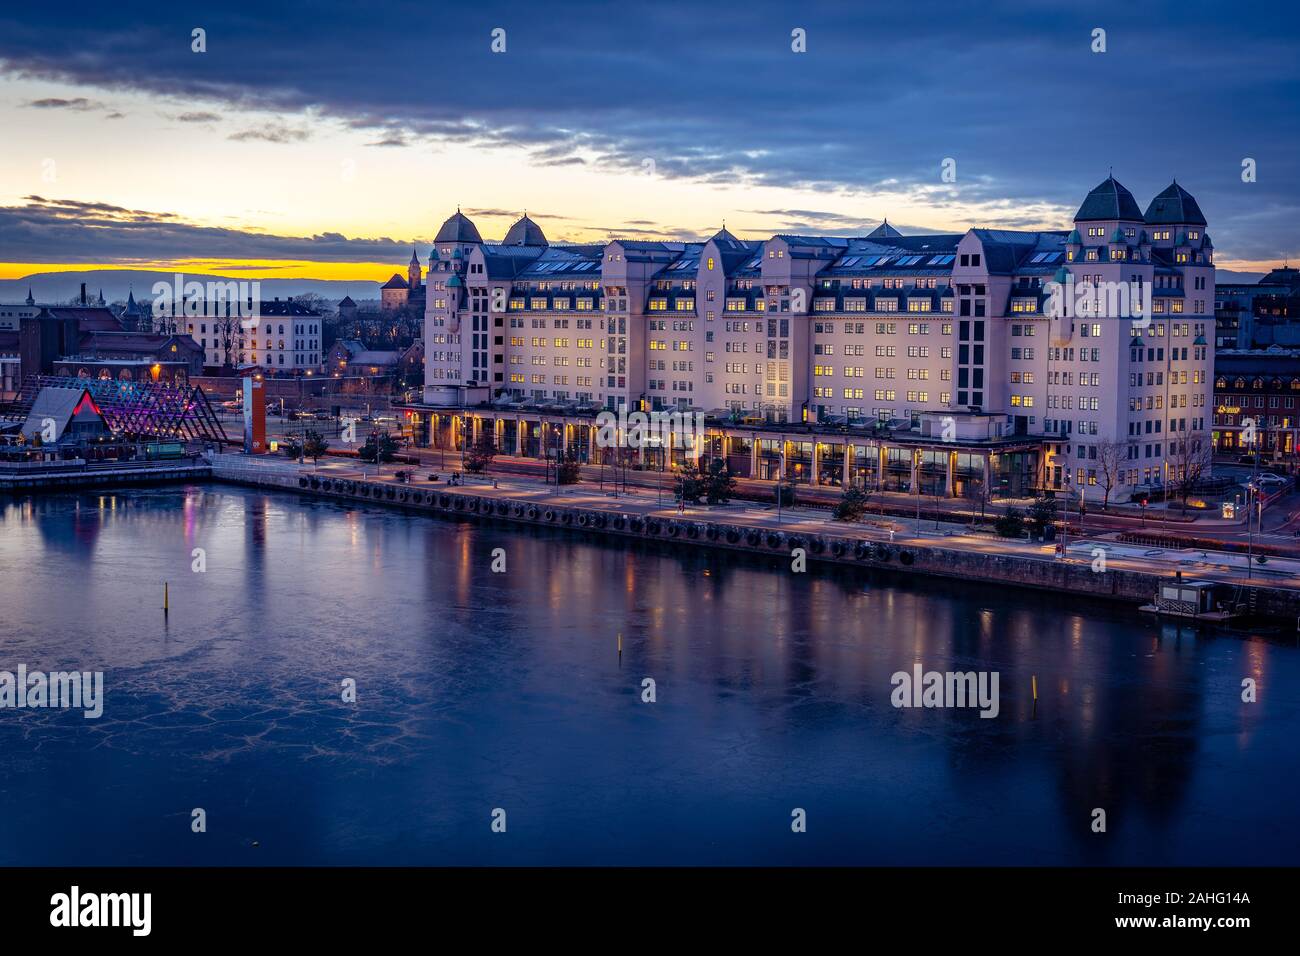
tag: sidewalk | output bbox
[218,451,1300,591]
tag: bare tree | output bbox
[1096,439,1128,511]
[1169,431,1213,506]
[217,315,240,368]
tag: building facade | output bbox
[176,298,323,371]
[405,178,1216,502]
[380,249,427,311]
[1215,267,1300,350]
[1212,349,1300,460]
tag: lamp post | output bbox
[1061,473,1070,555]
[1246,481,1256,580]
[914,451,921,527]
[776,467,783,525]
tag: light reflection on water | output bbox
[0,484,1298,866]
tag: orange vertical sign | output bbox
[243,376,267,454]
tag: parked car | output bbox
[1257,473,1289,486]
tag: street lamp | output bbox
[1060,476,1069,554]
[776,467,783,525]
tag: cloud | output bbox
[0,196,430,264]
[0,1,1297,259]
[228,124,310,144]
[174,111,221,123]
[25,96,103,110]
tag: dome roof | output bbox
[1144,182,1207,227]
[503,214,548,247]
[434,210,483,244]
[1074,175,1143,222]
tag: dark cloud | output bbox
[174,111,221,123]
[0,196,429,263]
[228,124,309,144]
[0,1,1297,260]
[26,96,103,110]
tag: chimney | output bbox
[80,283,87,306]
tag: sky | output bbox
[0,0,1297,284]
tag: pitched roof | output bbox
[503,214,548,247]
[21,387,105,440]
[434,210,483,244]
[1143,181,1207,227]
[349,350,401,366]
[381,274,409,290]
[867,220,904,239]
[38,307,124,331]
[255,299,323,316]
[1074,175,1143,222]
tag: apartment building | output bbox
[407,177,1215,502]
[178,297,323,371]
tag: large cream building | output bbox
[403,177,1215,502]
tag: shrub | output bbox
[995,506,1025,538]
[832,485,871,522]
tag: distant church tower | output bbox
[408,247,422,292]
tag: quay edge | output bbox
[208,456,1300,625]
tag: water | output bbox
[1,484,1298,866]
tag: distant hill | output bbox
[1216,269,1264,284]
[0,270,381,305]
[2,265,1272,304]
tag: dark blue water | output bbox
[1,485,1298,865]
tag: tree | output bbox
[995,506,1025,538]
[1027,496,1058,538]
[280,436,303,459]
[291,293,331,317]
[302,429,330,464]
[464,433,497,473]
[703,459,737,505]
[358,429,399,463]
[674,462,703,504]
[1096,439,1127,511]
[832,485,871,522]
[962,478,988,525]
[1169,432,1213,506]
[556,447,581,484]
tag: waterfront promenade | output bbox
[210,452,1300,600]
